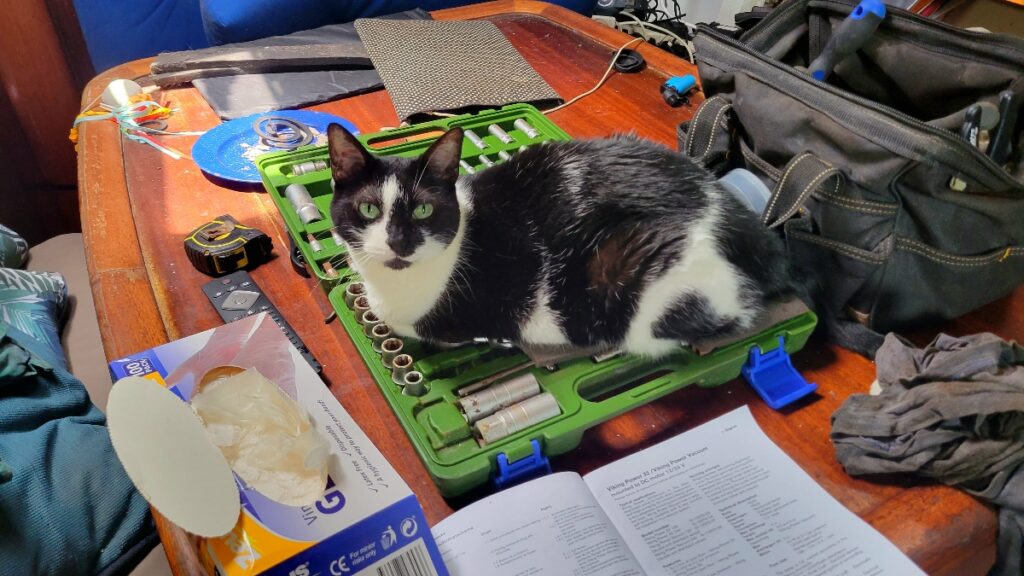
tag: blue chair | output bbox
[72,0,211,73]
[73,0,595,71]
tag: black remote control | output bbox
[201,270,322,373]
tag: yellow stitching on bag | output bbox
[896,237,1024,267]
[699,102,732,160]
[814,187,898,213]
[739,141,781,180]
[764,153,812,225]
[686,96,723,157]
[770,166,836,228]
[790,230,886,265]
[813,190,897,216]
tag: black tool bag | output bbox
[680,0,1024,334]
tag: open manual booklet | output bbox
[433,406,925,576]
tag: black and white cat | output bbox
[327,124,796,357]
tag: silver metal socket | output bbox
[371,323,392,352]
[478,155,495,167]
[488,124,515,144]
[330,228,345,246]
[497,150,512,162]
[465,129,488,150]
[290,159,327,176]
[381,338,404,368]
[458,371,541,423]
[344,283,365,309]
[391,353,413,385]
[402,370,427,396]
[513,118,540,139]
[284,183,322,224]
[307,233,323,253]
[353,296,371,323]
[459,160,476,174]
[474,392,561,445]
[361,311,381,337]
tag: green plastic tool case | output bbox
[257,104,818,496]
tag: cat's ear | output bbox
[418,127,463,186]
[328,123,373,186]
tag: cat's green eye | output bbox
[358,202,381,220]
[413,203,434,220]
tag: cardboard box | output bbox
[109,313,448,576]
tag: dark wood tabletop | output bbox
[77,1,1013,574]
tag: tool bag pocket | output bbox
[681,0,1024,332]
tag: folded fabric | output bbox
[191,9,430,119]
[0,268,68,369]
[831,332,1024,576]
[0,325,156,575]
[0,225,28,269]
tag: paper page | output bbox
[433,472,644,576]
[583,406,925,576]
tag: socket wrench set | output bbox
[256,104,818,496]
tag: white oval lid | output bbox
[107,376,240,538]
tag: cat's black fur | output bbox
[328,124,880,357]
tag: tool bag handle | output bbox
[681,95,733,169]
[683,96,842,229]
[761,152,841,229]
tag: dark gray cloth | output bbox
[831,332,1024,576]
[192,9,430,119]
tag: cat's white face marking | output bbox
[359,175,400,262]
[351,181,473,332]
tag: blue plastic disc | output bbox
[192,110,358,184]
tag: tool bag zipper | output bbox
[696,23,1023,192]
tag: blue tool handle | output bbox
[664,75,696,94]
[807,0,886,81]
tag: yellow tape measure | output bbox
[183,215,273,276]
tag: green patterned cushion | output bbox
[0,268,68,369]
[0,225,28,269]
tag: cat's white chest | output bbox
[354,260,454,339]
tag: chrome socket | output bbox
[464,129,488,150]
[381,338,404,368]
[391,353,413,385]
[475,392,561,445]
[353,295,370,322]
[344,283,365,309]
[513,118,540,139]
[361,311,381,337]
[457,372,541,423]
[284,183,322,224]
[370,323,392,352]
[402,370,427,396]
[290,159,327,176]
[487,124,515,144]
[459,160,476,174]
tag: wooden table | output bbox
[78,2,1012,574]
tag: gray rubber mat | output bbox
[355,19,560,120]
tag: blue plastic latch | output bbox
[741,336,818,410]
[494,439,552,490]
